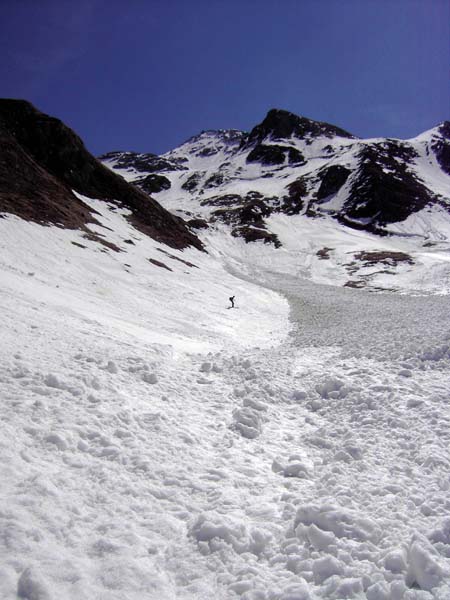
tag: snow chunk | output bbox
[189,512,271,556]
[272,454,313,479]
[242,396,268,412]
[406,534,449,591]
[43,373,66,390]
[142,372,158,384]
[279,581,312,599]
[312,555,345,583]
[228,580,253,595]
[315,377,347,399]
[104,360,118,374]
[429,517,450,545]
[383,547,408,573]
[294,503,381,542]
[44,433,68,451]
[306,523,336,551]
[323,576,363,598]
[421,344,450,362]
[231,406,263,439]
[17,567,53,600]
[366,581,390,600]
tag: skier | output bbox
[229,295,235,308]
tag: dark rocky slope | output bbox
[0,100,203,250]
[432,121,450,175]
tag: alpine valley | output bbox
[1,100,450,600]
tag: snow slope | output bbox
[1,186,450,600]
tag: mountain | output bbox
[2,104,450,599]
[0,99,203,251]
[101,108,450,247]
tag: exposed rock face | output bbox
[0,128,95,229]
[100,151,187,173]
[0,100,202,250]
[136,174,171,194]
[246,144,305,166]
[431,121,450,175]
[342,143,438,231]
[182,172,205,192]
[187,218,209,230]
[316,166,351,201]
[282,177,308,214]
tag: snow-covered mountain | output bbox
[1,102,450,599]
[101,109,450,293]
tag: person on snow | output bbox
[229,296,235,308]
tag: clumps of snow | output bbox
[406,534,450,592]
[104,360,118,374]
[278,581,312,600]
[322,576,364,599]
[189,512,272,556]
[312,554,346,584]
[272,455,312,479]
[231,406,263,439]
[3,196,450,598]
[292,389,308,401]
[315,377,349,399]
[43,373,84,396]
[365,581,390,600]
[43,373,65,389]
[44,433,68,451]
[294,503,381,543]
[142,372,158,384]
[303,523,336,551]
[429,518,450,549]
[421,344,450,362]
[17,567,52,600]
[243,396,268,412]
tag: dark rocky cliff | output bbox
[0,100,203,250]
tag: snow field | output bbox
[1,197,450,598]
[2,281,450,598]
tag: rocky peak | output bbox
[244,108,356,147]
[165,129,246,161]
[184,129,245,146]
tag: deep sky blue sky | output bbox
[1,0,448,155]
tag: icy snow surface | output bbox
[1,195,450,599]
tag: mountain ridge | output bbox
[101,108,450,244]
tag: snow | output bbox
[2,184,450,598]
